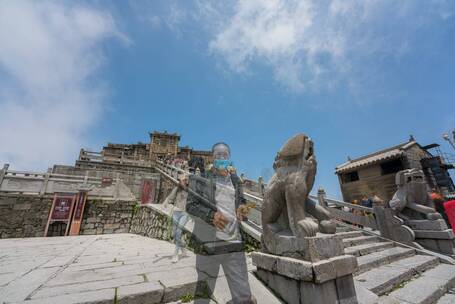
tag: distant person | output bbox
[163,174,190,263]
[371,194,384,207]
[352,199,364,228]
[431,189,449,226]
[361,195,373,208]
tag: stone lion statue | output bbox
[262,134,336,256]
[389,169,442,221]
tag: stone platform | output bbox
[0,234,279,304]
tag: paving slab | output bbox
[345,242,395,257]
[0,234,274,304]
[355,247,415,275]
[355,254,439,295]
[386,264,455,304]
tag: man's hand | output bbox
[236,205,249,221]
[213,211,229,230]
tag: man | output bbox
[186,142,255,304]
[163,174,190,263]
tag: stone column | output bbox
[0,164,9,186]
[39,168,52,196]
[317,187,327,207]
[252,235,358,304]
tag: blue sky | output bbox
[1,1,454,198]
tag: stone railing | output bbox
[313,189,377,230]
[79,149,152,167]
[0,164,133,199]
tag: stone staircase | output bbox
[337,228,455,304]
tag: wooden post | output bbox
[317,187,327,207]
[0,164,9,187]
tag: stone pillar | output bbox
[39,168,52,196]
[252,235,358,304]
[258,176,264,196]
[317,187,327,207]
[0,164,9,186]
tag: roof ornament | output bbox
[409,134,415,142]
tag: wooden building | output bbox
[335,138,455,203]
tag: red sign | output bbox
[51,197,73,220]
[140,179,156,205]
[44,193,76,237]
[73,192,87,220]
[69,192,88,236]
[101,177,113,187]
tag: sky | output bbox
[0,0,454,198]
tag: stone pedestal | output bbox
[252,235,358,304]
[406,219,455,255]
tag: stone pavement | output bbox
[0,234,281,304]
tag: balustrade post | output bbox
[0,164,9,187]
[317,187,327,207]
[114,172,121,199]
[258,176,264,196]
[40,167,52,196]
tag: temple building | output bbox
[77,130,213,169]
[335,137,455,203]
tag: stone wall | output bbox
[0,194,137,239]
[129,204,261,254]
[129,204,206,254]
[156,176,175,204]
[80,199,138,235]
[0,194,53,238]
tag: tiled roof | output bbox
[335,141,417,174]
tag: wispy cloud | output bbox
[0,1,126,170]
[195,0,454,93]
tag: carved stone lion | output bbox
[389,169,442,221]
[261,134,336,257]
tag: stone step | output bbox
[386,264,455,304]
[437,288,455,304]
[343,236,379,248]
[355,247,416,275]
[336,226,354,233]
[345,242,395,257]
[355,254,440,296]
[336,231,364,240]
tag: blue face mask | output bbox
[214,159,233,170]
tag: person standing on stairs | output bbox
[163,173,190,263]
[186,142,256,304]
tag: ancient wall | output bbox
[0,194,53,238]
[156,175,176,204]
[129,204,206,254]
[0,194,138,238]
[129,204,261,254]
[53,165,160,201]
[79,199,137,235]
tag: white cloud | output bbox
[0,1,125,170]
[201,0,453,93]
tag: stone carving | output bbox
[261,134,336,257]
[389,169,442,220]
[376,169,455,255]
[253,134,358,304]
